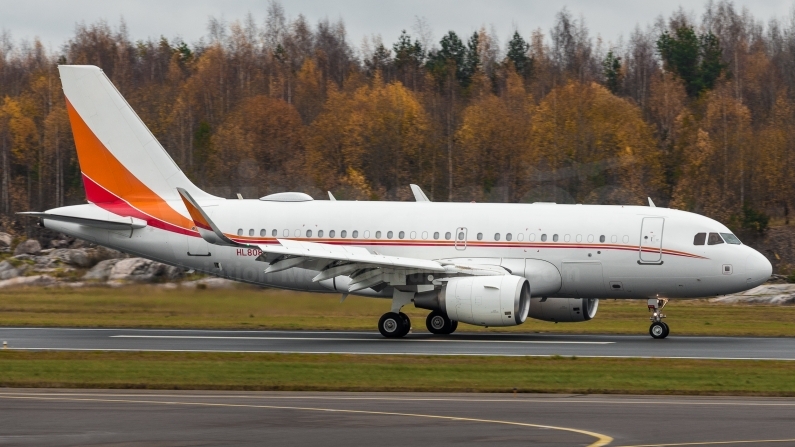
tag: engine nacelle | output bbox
[527,297,598,322]
[418,275,530,327]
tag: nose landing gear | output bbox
[648,298,669,339]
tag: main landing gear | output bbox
[377,289,459,338]
[648,298,670,339]
[378,312,411,338]
[425,310,458,335]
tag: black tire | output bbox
[449,320,458,334]
[650,322,668,339]
[399,312,412,337]
[661,322,670,338]
[426,311,451,335]
[378,312,406,338]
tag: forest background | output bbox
[0,0,792,238]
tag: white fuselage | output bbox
[43,200,772,300]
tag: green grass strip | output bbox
[2,351,794,396]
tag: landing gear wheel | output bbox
[426,311,451,334]
[650,322,668,339]
[379,312,407,338]
[661,322,670,338]
[398,312,411,337]
[425,311,457,335]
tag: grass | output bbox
[1,350,793,395]
[0,286,794,336]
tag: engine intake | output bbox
[527,297,598,322]
[415,275,530,327]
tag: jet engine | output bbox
[415,275,530,327]
[527,297,598,322]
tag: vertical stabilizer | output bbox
[59,65,216,233]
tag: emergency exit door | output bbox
[639,217,664,263]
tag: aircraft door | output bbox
[455,227,467,250]
[639,217,664,263]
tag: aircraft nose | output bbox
[745,250,773,286]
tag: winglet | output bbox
[648,197,656,207]
[410,184,430,202]
[177,187,246,247]
[328,191,336,201]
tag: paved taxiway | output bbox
[1,390,794,446]
[2,327,795,359]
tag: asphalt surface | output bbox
[2,327,795,359]
[0,389,793,446]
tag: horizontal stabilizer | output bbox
[18,211,147,230]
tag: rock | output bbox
[711,284,795,305]
[0,260,18,280]
[83,259,121,281]
[50,239,69,249]
[48,248,91,268]
[84,246,127,266]
[0,232,12,248]
[14,239,41,256]
[0,275,56,289]
[107,258,182,283]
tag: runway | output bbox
[1,389,794,446]
[2,327,795,359]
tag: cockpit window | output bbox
[693,233,706,245]
[707,232,724,245]
[720,233,742,245]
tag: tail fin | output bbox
[59,65,215,233]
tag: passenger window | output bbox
[541,234,547,242]
[375,231,381,239]
[693,233,706,245]
[294,229,301,237]
[518,233,524,241]
[283,229,289,237]
[237,229,243,236]
[576,234,582,242]
[260,229,266,237]
[422,231,428,239]
[587,234,594,242]
[445,232,452,240]
[272,229,277,237]
[306,230,313,237]
[249,229,254,236]
[318,230,324,237]
[364,230,370,238]
[434,232,440,239]
[352,230,358,238]
[494,233,501,241]
[622,235,629,243]
[506,233,512,241]
[529,233,536,241]
[341,230,347,238]
[599,235,605,243]
[708,233,724,245]
[611,235,617,243]
[410,231,417,239]
[387,231,393,239]
[329,230,336,238]
[477,233,483,240]
[399,231,405,239]
[553,234,559,242]
[564,234,570,242]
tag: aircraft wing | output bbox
[177,188,505,293]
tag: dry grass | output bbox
[1,286,794,336]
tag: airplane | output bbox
[21,65,773,340]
